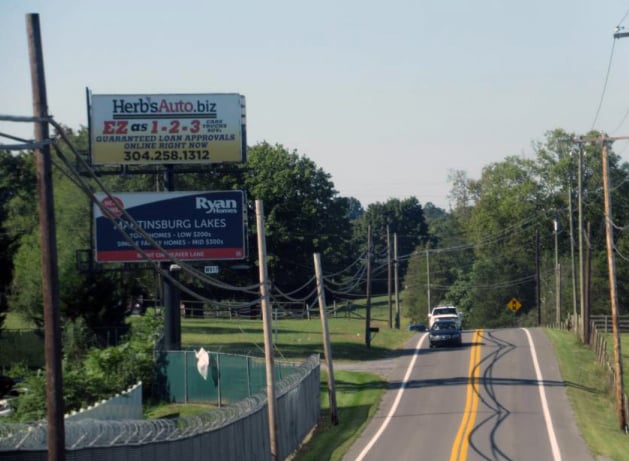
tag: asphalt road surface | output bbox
[342,328,595,461]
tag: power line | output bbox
[590,39,616,130]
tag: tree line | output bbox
[1,126,628,340]
[0,126,428,341]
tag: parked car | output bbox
[428,320,462,348]
[428,305,462,329]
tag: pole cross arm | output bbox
[574,134,629,144]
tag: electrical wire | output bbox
[590,39,616,130]
[50,123,262,295]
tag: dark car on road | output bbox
[428,320,462,348]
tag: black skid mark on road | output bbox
[467,330,517,461]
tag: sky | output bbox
[3,0,629,210]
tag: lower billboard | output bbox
[94,191,246,262]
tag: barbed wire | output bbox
[0,355,319,452]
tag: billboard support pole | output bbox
[162,165,181,350]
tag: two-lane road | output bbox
[343,328,593,461]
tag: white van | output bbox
[428,305,462,329]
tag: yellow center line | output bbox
[450,329,484,461]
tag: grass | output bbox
[181,298,415,362]
[292,370,386,461]
[545,329,629,461]
[144,402,217,419]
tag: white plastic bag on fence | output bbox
[195,347,209,380]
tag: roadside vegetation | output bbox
[1,313,162,422]
[545,329,629,461]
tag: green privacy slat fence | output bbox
[162,350,301,406]
[0,355,320,460]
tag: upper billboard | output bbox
[89,92,246,165]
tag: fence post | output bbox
[216,353,222,408]
[246,355,251,397]
[184,351,188,403]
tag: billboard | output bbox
[94,191,247,262]
[89,93,246,165]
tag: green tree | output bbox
[6,127,130,338]
[242,142,355,293]
[402,204,473,323]
[453,156,548,328]
[354,197,428,296]
[0,149,36,328]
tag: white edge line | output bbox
[521,328,562,461]
[355,332,428,461]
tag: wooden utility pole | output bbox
[554,215,561,325]
[394,233,400,329]
[256,200,278,460]
[574,133,629,431]
[426,244,431,320]
[567,176,578,330]
[27,14,65,461]
[601,140,627,431]
[365,225,372,347]
[535,228,541,326]
[313,253,339,425]
[584,222,591,344]
[387,226,392,329]
[577,144,585,340]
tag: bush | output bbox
[7,313,163,421]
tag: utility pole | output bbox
[605,29,629,430]
[567,173,578,331]
[426,244,431,319]
[387,226,392,329]
[256,200,278,460]
[601,139,626,431]
[574,133,629,432]
[365,225,372,347]
[554,214,561,325]
[585,222,591,344]
[577,144,585,340]
[535,228,541,326]
[27,14,65,461]
[394,233,400,329]
[313,253,339,425]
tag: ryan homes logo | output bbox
[195,196,239,214]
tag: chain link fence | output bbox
[0,354,320,460]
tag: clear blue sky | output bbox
[2,0,629,210]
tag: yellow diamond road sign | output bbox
[507,298,522,313]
